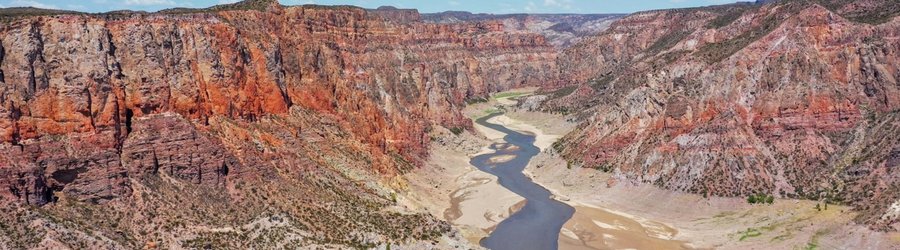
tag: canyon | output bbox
[548,0,900,232]
[0,0,898,249]
[0,0,561,248]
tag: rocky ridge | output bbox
[542,0,900,230]
[423,11,623,48]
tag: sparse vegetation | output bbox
[548,86,577,100]
[159,0,278,14]
[449,127,465,135]
[0,7,82,24]
[484,107,502,115]
[594,163,613,173]
[747,193,774,204]
[492,91,528,100]
[465,97,488,105]
[646,30,690,54]
[694,2,801,63]
[815,0,900,25]
[705,5,755,29]
[738,228,762,241]
[803,242,818,250]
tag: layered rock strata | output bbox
[0,1,560,247]
[546,0,900,230]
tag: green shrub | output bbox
[747,193,774,204]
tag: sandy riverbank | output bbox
[494,94,900,249]
[475,89,900,249]
[397,88,553,246]
[398,124,524,247]
[402,88,900,249]
[482,103,695,249]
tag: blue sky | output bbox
[0,0,740,14]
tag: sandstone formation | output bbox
[0,0,556,204]
[0,0,563,247]
[543,0,900,230]
[2,0,900,247]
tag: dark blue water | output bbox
[472,113,576,250]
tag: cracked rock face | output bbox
[121,113,236,186]
[547,0,900,230]
[0,5,560,205]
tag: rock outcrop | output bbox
[545,0,900,230]
[0,2,558,205]
[0,1,562,247]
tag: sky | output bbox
[0,0,741,14]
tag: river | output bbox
[471,113,575,250]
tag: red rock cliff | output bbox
[0,3,558,206]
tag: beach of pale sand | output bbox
[498,103,900,249]
[469,91,900,249]
[463,90,693,249]
[394,88,557,246]
[483,108,694,249]
[398,125,525,247]
[527,153,900,249]
[464,90,680,249]
[397,89,900,250]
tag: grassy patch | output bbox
[483,108,501,115]
[492,91,529,100]
[713,211,737,218]
[802,242,818,250]
[738,228,762,241]
[548,86,577,99]
[801,228,831,250]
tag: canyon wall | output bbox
[546,0,900,230]
[0,2,557,205]
[0,1,561,247]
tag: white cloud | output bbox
[8,0,59,9]
[66,4,87,10]
[448,1,460,6]
[524,1,537,12]
[124,0,176,6]
[218,0,240,4]
[544,0,573,10]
